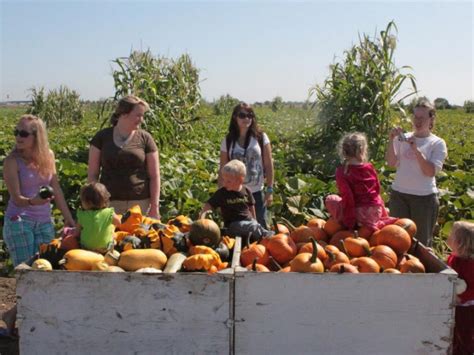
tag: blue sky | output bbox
[1,0,472,105]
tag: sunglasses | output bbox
[237,112,254,119]
[14,129,34,138]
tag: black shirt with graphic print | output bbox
[207,187,255,226]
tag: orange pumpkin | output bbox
[394,218,417,238]
[60,235,80,251]
[369,245,398,270]
[246,258,270,272]
[290,226,317,244]
[375,225,411,255]
[323,217,344,236]
[350,257,380,273]
[324,249,350,270]
[329,262,359,273]
[298,239,328,262]
[324,245,340,254]
[278,266,291,273]
[289,238,324,273]
[398,254,425,273]
[266,233,297,265]
[273,223,290,235]
[329,230,354,247]
[357,225,373,239]
[307,226,329,242]
[240,241,270,267]
[342,235,370,258]
[400,259,426,273]
[383,268,402,274]
[307,218,326,229]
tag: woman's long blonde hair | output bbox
[14,115,55,177]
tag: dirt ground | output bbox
[0,275,18,354]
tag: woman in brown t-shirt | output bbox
[87,95,161,218]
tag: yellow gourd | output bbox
[118,249,167,271]
[60,250,104,271]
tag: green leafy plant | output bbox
[308,21,417,177]
[28,86,84,126]
[111,50,201,146]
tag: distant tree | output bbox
[464,100,474,113]
[213,94,240,116]
[271,96,283,112]
[434,98,451,110]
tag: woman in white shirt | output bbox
[219,103,274,229]
[385,98,447,247]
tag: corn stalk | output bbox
[111,50,201,147]
[309,21,417,173]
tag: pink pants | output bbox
[325,194,397,232]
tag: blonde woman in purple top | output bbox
[3,114,74,266]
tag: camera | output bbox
[39,185,54,199]
[398,132,408,142]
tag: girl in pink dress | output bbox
[325,132,396,232]
[447,221,474,355]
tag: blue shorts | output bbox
[3,215,55,266]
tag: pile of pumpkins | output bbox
[240,217,426,274]
[30,205,234,274]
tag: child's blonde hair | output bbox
[222,159,246,178]
[80,182,111,210]
[450,221,474,259]
[337,132,368,173]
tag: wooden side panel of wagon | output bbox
[17,272,233,354]
[234,244,457,355]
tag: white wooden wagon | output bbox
[16,240,460,355]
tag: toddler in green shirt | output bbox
[76,182,121,253]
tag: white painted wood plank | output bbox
[235,272,455,355]
[17,271,232,355]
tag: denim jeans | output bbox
[253,190,268,229]
[227,219,274,243]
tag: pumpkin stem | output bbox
[326,249,335,261]
[354,229,359,238]
[363,244,372,257]
[339,239,349,256]
[278,217,296,232]
[252,257,258,272]
[339,264,346,274]
[310,237,318,263]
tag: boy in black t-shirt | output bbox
[200,160,273,241]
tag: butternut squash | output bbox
[60,250,104,271]
[118,249,167,271]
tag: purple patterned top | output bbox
[5,157,52,222]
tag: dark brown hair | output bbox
[110,95,150,126]
[226,102,262,148]
[80,182,111,210]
